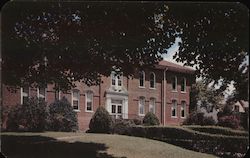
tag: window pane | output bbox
[118,106,122,114]
[172,77,176,90]
[111,73,116,85]
[111,99,122,104]
[86,92,93,111]
[23,96,29,104]
[55,90,60,100]
[39,87,46,96]
[73,100,79,110]
[139,71,144,87]
[112,105,116,113]
[150,73,155,88]
[87,102,92,111]
[139,97,144,114]
[181,78,186,92]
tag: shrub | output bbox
[183,111,216,126]
[6,98,48,132]
[132,118,142,125]
[112,119,135,135]
[89,106,113,133]
[143,112,160,126]
[218,115,241,129]
[48,97,78,132]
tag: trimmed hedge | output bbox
[123,126,248,157]
[184,125,249,137]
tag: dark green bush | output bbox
[184,125,248,136]
[112,119,135,135]
[89,106,113,133]
[6,98,48,132]
[183,111,216,126]
[143,112,160,126]
[218,115,241,129]
[48,97,78,132]
[132,118,142,125]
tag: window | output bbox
[72,89,80,111]
[139,71,145,87]
[172,76,177,91]
[111,99,123,119]
[171,100,177,117]
[37,86,46,101]
[149,98,156,113]
[234,105,240,112]
[139,97,145,115]
[181,101,186,118]
[181,77,186,92]
[21,86,29,104]
[150,72,156,89]
[55,89,60,100]
[86,91,93,112]
[111,72,122,87]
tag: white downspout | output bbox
[163,68,167,126]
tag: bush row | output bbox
[4,97,78,132]
[122,126,248,156]
[183,125,249,137]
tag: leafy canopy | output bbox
[2,2,248,100]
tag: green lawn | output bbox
[1,132,216,158]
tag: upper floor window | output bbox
[172,76,177,91]
[21,86,29,104]
[149,72,156,89]
[234,105,240,112]
[181,77,186,92]
[149,98,156,113]
[139,96,145,115]
[72,89,80,111]
[111,72,122,87]
[171,100,177,117]
[139,71,145,87]
[86,91,93,112]
[181,101,186,118]
[37,86,46,101]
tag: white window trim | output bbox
[37,87,47,101]
[138,97,145,116]
[181,77,187,93]
[171,100,178,118]
[139,71,145,88]
[72,90,80,112]
[21,87,29,104]
[149,98,156,113]
[55,90,61,100]
[180,101,186,118]
[172,76,178,92]
[111,71,123,88]
[149,72,156,89]
[85,91,94,112]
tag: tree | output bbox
[190,81,224,112]
[2,2,248,100]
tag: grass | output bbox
[1,132,216,158]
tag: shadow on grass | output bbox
[1,135,126,158]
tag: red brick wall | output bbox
[2,69,193,131]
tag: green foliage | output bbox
[183,111,216,126]
[6,98,48,132]
[48,97,78,132]
[89,106,113,133]
[132,118,142,125]
[190,81,224,112]
[143,112,160,126]
[217,115,241,129]
[2,2,248,101]
[112,119,135,135]
[184,125,248,136]
[122,126,248,156]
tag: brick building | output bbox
[2,60,195,131]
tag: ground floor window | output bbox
[171,100,177,117]
[139,97,145,115]
[149,98,156,113]
[72,89,80,111]
[181,101,186,118]
[21,86,29,104]
[86,91,93,112]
